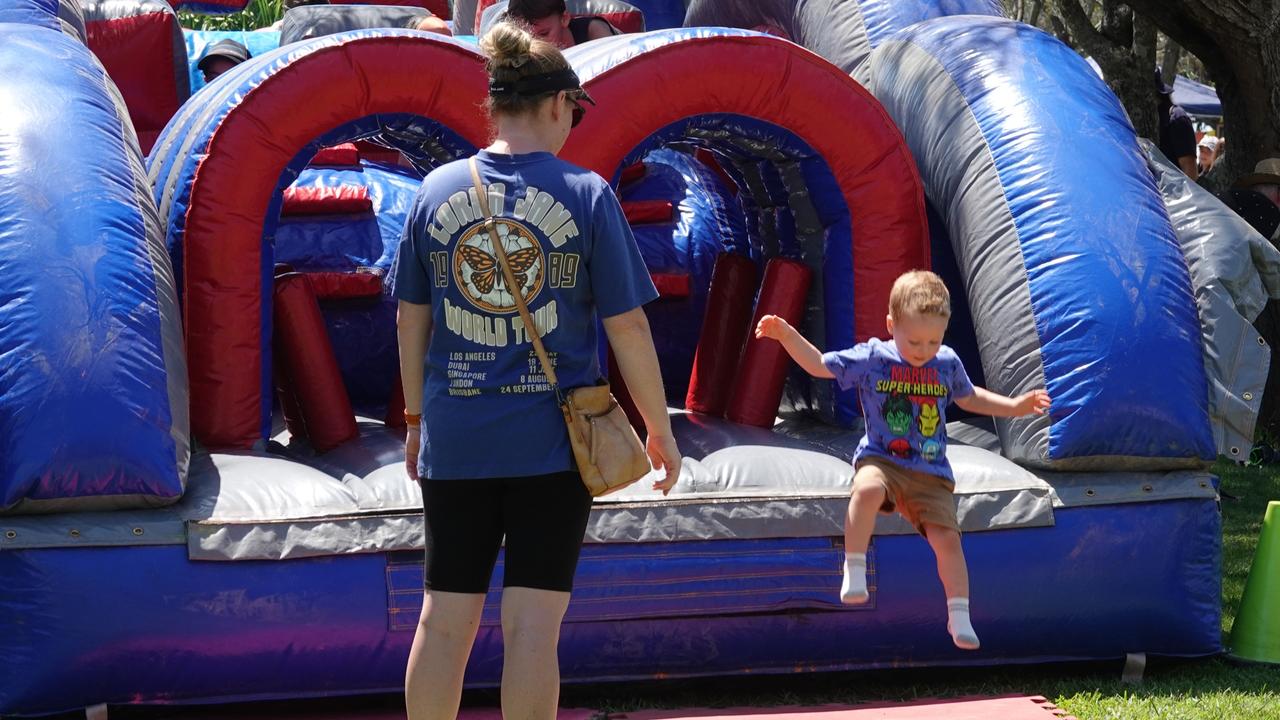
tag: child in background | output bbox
[756,270,1050,650]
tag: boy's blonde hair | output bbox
[889,270,951,320]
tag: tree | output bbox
[1047,1,1160,139]
[1005,0,1046,27]
[1118,0,1280,191]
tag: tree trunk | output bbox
[1050,0,1159,138]
[1161,40,1182,86]
[1122,0,1280,191]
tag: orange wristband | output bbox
[404,411,422,427]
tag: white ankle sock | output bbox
[947,597,980,650]
[841,552,869,604]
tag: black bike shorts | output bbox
[420,471,593,594]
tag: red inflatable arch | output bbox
[175,34,489,447]
[561,32,930,354]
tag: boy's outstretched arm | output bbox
[755,315,835,379]
[954,387,1051,417]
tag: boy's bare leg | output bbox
[841,466,887,604]
[924,523,979,650]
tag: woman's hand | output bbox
[404,426,421,481]
[647,433,681,496]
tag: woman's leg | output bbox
[405,590,487,720]
[499,471,593,719]
[499,587,573,719]
[409,478,505,717]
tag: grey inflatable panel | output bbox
[1143,138,1280,460]
[683,0,1002,84]
[280,4,433,45]
[58,0,86,41]
[478,0,642,39]
[450,0,477,34]
[0,0,87,41]
[0,412,1216,560]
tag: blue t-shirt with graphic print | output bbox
[822,338,975,481]
[392,150,658,480]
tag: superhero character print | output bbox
[917,398,940,437]
[882,393,914,459]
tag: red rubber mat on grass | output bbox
[608,695,1076,719]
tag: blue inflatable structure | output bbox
[0,23,188,516]
[2,0,1277,713]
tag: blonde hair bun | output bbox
[481,22,533,70]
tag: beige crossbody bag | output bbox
[468,158,650,496]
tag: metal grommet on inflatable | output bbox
[149,30,488,449]
[870,17,1214,470]
[564,28,929,426]
[0,24,189,514]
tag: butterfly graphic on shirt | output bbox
[452,218,546,314]
[458,244,540,296]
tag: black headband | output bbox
[489,69,593,103]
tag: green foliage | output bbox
[178,0,282,32]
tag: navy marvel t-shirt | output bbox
[392,150,658,480]
[823,338,975,482]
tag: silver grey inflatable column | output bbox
[1143,139,1280,460]
[683,0,1002,83]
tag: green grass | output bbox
[540,459,1280,719]
[178,0,282,32]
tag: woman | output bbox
[393,21,680,720]
[506,0,620,48]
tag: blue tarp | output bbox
[1174,74,1222,117]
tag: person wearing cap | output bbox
[1156,67,1198,180]
[1235,158,1280,209]
[506,0,620,48]
[393,20,678,720]
[197,39,250,84]
[1198,135,1220,175]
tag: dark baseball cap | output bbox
[198,39,251,71]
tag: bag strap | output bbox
[468,157,562,394]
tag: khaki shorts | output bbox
[855,456,959,536]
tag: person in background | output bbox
[506,0,619,48]
[1157,67,1198,180]
[408,13,452,35]
[1235,158,1280,209]
[197,39,250,83]
[1197,135,1219,176]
